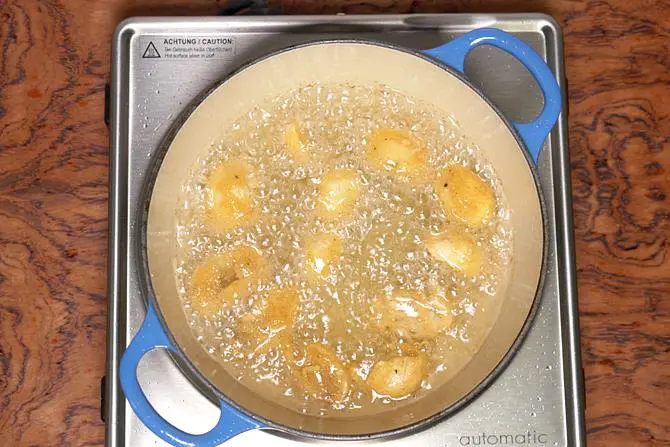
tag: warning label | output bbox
[142,42,161,58]
[139,37,236,61]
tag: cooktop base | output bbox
[106,13,584,447]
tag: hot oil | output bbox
[175,83,514,416]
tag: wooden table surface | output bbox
[0,0,668,445]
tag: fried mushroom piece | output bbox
[284,122,310,162]
[426,229,482,276]
[304,233,342,282]
[434,165,495,228]
[366,129,427,178]
[205,159,258,230]
[258,287,300,354]
[374,290,454,340]
[297,344,351,401]
[316,169,361,220]
[232,287,299,361]
[189,246,267,315]
[367,355,427,399]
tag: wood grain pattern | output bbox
[0,0,668,446]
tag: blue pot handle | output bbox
[424,28,562,163]
[119,300,262,446]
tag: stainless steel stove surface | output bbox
[106,14,584,447]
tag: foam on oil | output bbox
[175,83,513,416]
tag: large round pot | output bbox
[120,28,561,447]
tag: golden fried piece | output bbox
[188,247,268,315]
[235,313,260,341]
[316,169,360,219]
[263,287,299,330]
[284,122,309,162]
[366,129,427,177]
[426,229,482,276]
[367,355,427,399]
[205,159,258,231]
[374,290,454,340]
[254,287,300,358]
[434,165,495,228]
[297,344,351,401]
[304,233,342,281]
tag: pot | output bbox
[119,27,561,447]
